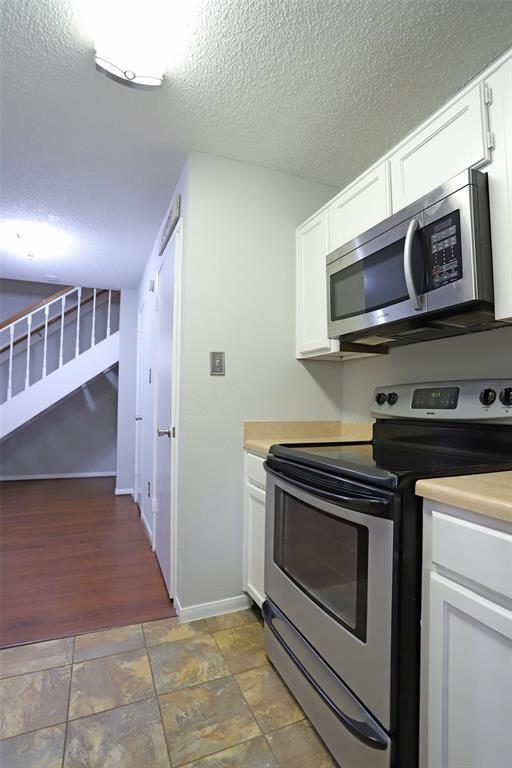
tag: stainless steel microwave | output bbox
[326,169,501,347]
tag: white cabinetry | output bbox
[483,55,512,320]
[243,451,267,607]
[390,84,491,211]
[428,573,512,768]
[421,501,512,768]
[296,164,391,360]
[328,162,391,251]
[296,211,338,357]
[295,49,512,355]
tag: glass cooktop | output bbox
[269,424,512,489]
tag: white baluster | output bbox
[91,288,97,346]
[75,287,82,358]
[59,295,65,367]
[7,324,14,400]
[42,305,49,378]
[107,290,112,337]
[25,315,32,390]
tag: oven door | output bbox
[264,464,395,728]
[327,214,427,339]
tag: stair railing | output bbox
[1,287,118,402]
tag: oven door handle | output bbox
[264,464,389,516]
[262,601,389,751]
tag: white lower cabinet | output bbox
[243,452,267,607]
[421,502,512,768]
[428,573,512,768]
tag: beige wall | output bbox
[176,152,341,608]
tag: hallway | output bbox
[0,478,176,648]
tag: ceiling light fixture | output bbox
[0,221,73,260]
[75,0,169,88]
[94,56,164,88]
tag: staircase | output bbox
[0,286,120,439]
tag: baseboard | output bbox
[0,472,116,481]
[114,487,134,495]
[175,593,252,622]
[140,512,153,545]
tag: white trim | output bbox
[115,487,134,495]
[140,512,153,545]
[0,472,115,481]
[174,593,253,622]
[170,221,183,597]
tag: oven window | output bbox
[330,234,425,321]
[274,490,369,642]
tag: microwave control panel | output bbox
[424,210,463,290]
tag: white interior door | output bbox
[154,232,177,594]
[134,301,145,507]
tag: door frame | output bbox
[152,219,183,598]
[134,301,145,502]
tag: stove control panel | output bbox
[371,379,512,421]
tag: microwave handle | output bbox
[404,218,423,310]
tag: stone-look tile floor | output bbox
[0,608,338,767]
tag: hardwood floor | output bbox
[0,477,176,648]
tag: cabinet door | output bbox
[428,572,512,768]
[328,162,391,251]
[296,212,338,357]
[484,56,512,321]
[390,83,491,211]
[244,483,266,607]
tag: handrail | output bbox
[0,285,72,331]
[2,285,120,402]
[0,289,119,355]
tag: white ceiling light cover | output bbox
[0,220,74,260]
[75,0,172,86]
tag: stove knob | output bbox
[499,387,512,406]
[387,392,398,406]
[375,392,387,406]
[479,388,497,406]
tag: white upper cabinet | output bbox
[328,162,391,251]
[390,83,491,211]
[296,211,339,357]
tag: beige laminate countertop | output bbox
[416,472,512,524]
[244,420,372,459]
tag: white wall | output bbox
[0,278,59,322]
[175,152,342,608]
[339,326,512,420]
[115,289,138,493]
[134,153,341,607]
[0,368,118,478]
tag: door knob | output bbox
[135,416,142,421]
[157,427,172,438]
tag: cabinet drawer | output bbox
[432,510,512,599]
[246,452,266,489]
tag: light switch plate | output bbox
[210,352,225,376]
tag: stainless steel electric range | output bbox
[262,379,512,768]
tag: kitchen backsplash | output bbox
[340,325,512,420]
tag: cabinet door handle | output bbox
[157,427,172,438]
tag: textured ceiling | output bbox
[1,0,511,288]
